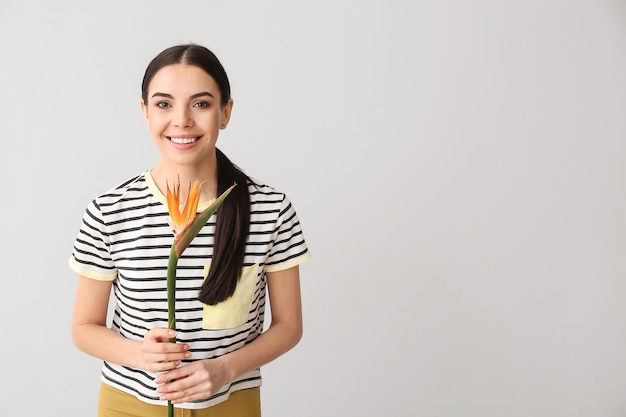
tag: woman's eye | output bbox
[193,101,210,108]
[156,101,170,109]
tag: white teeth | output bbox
[169,137,198,144]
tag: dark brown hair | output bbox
[142,44,250,305]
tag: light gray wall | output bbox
[1,1,625,416]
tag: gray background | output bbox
[1,0,626,416]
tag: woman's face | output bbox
[141,64,233,169]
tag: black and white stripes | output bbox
[69,171,310,409]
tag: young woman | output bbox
[70,44,311,417]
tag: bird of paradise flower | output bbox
[165,178,235,416]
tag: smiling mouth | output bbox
[168,136,201,144]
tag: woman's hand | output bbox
[153,265,303,405]
[138,328,192,373]
[155,358,229,404]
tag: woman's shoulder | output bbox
[90,171,151,206]
[246,177,286,202]
[245,177,304,220]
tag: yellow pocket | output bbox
[202,264,258,330]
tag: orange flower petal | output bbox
[181,180,201,227]
[166,178,201,238]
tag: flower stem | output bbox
[167,245,179,341]
[167,245,178,417]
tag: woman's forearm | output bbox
[219,318,303,382]
[72,322,143,368]
[218,267,304,382]
[72,276,144,369]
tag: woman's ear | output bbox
[220,98,234,129]
[140,99,148,121]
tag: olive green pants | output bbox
[98,382,261,417]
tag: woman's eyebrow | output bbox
[150,91,215,99]
[190,91,215,99]
[151,92,173,99]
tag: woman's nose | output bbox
[174,107,193,128]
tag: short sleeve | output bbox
[68,199,117,281]
[264,194,311,273]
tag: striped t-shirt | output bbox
[68,170,311,409]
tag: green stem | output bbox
[167,245,178,417]
[167,245,178,341]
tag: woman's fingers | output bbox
[139,328,191,372]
